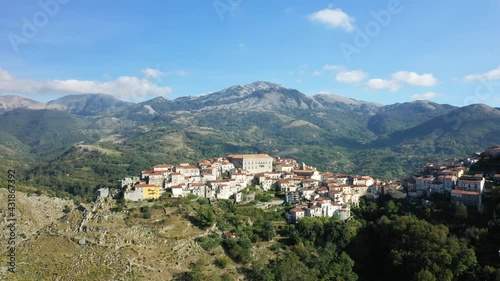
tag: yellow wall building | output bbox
[135,184,161,200]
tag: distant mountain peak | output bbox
[0,95,46,112]
[221,81,284,95]
[45,93,133,116]
[246,81,283,89]
[47,93,125,103]
[149,96,169,102]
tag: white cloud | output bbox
[308,8,355,31]
[311,65,368,83]
[336,70,367,83]
[464,66,500,82]
[366,71,438,92]
[366,79,400,92]
[0,69,14,80]
[411,92,442,100]
[141,68,164,79]
[142,68,190,78]
[392,71,438,86]
[0,68,172,99]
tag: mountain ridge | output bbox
[1,81,499,180]
[0,81,455,116]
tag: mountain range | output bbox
[1,81,499,198]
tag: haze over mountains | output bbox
[1,81,499,180]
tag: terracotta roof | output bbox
[294,170,314,174]
[176,165,199,169]
[451,190,480,195]
[459,180,482,183]
[227,154,272,159]
[154,164,172,168]
[147,171,167,176]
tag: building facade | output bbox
[227,154,273,174]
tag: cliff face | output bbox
[0,190,230,280]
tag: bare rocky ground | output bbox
[0,189,243,280]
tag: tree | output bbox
[222,236,252,263]
[214,257,231,269]
[63,205,71,214]
[385,200,399,214]
[196,205,215,228]
[142,211,151,219]
[416,269,437,281]
[251,261,275,281]
[261,221,276,241]
[348,215,479,281]
[478,266,500,281]
[454,203,468,221]
[182,259,206,281]
[272,252,316,281]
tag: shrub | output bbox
[214,256,231,269]
[195,234,222,251]
[63,205,71,214]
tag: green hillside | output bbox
[1,84,500,197]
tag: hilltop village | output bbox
[117,154,383,223]
[403,146,500,208]
[115,146,500,224]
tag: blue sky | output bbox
[1,0,500,106]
